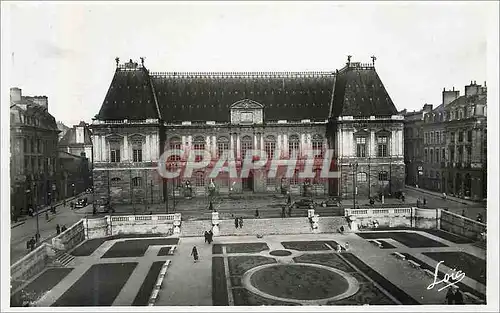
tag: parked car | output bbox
[320,198,341,208]
[75,198,88,208]
[293,198,315,209]
[85,188,93,194]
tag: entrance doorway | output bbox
[242,171,254,191]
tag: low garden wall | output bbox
[440,210,486,240]
[108,214,176,236]
[51,220,86,251]
[344,207,439,229]
[11,243,54,290]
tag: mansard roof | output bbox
[331,62,398,117]
[96,64,159,120]
[95,59,398,122]
[151,72,335,123]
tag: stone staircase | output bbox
[180,216,349,237]
[53,250,75,267]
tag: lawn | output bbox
[422,251,486,285]
[157,247,173,256]
[212,244,223,254]
[225,243,269,254]
[377,240,396,249]
[294,253,354,273]
[52,262,137,306]
[422,229,474,244]
[249,264,349,300]
[11,268,73,307]
[356,232,448,248]
[341,253,419,305]
[102,238,179,258]
[232,288,298,306]
[281,241,339,251]
[212,257,228,306]
[132,261,165,306]
[70,234,169,257]
[228,256,276,276]
[401,253,485,301]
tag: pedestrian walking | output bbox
[281,205,286,218]
[56,224,61,235]
[45,212,49,221]
[29,237,35,251]
[255,209,259,218]
[238,217,243,229]
[476,213,483,223]
[63,199,67,207]
[288,205,292,217]
[208,201,213,211]
[204,231,209,243]
[345,242,349,251]
[234,217,239,229]
[28,208,33,217]
[339,225,345,234]
[401,195,405,203]
[336,244,342,253]
[461,210,466,217]
[454,287,464,304]
[61,225,67,232]
[423,198,427,205]
[208,230,213,244]
[287,194,291,205]
[191,246,199,262]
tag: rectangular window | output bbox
[431,132,435,144]
[430,149,434,163]
[356,137,366,157]
[467,130,472,142]
[436,150,439,164]
[132,177,142,187]
[459,132,463,142]
[312,140,323,157]
[23,138,27,153]
[288,141,300,158]
[377,137,388,157]
[357,172,367,182]
[424,149,428,162]
[378,171,389,181]
[133,149,142,162]
[442,148,446,161]
[450,132,455,143]
[110,149,121,163]
[24,157,30,172]
[436,132,440,144]
[194,142,205,162]
[450,148,455,163]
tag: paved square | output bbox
[11,230,486,307]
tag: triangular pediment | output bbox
[230,99,264,110]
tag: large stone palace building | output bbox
[91,57,404,205]
[10,88,59,217]
[403,82,487,201]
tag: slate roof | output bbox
[96,67,159,120]
[331,63,398,117]
[447,94,487,107]
[152,72,335,122]
[11,98,58,130]
[95,60,398,122]
[59,124,93,146]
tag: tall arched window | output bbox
[193,136,205,162]
[377,136,388,157]
[357,172,367,182]
[132,177,142,187]
[241,136,253,159]
[264,135,276,159]
[288,134,300,158]
[169,137,182,161]
[312,134,324,157]
[217,136,229,158]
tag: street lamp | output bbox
[33,182,40,243]
[71,183,75,197]
[349,162,359,210]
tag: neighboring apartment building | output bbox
[10,87,59,217]
[90,58,403,206]
[58,121,93,164]
[57,151,91,200]
[56,121,70,141]
[404,82,487,201]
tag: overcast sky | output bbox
[3,1,495,127]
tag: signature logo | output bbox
[427,261,466,291]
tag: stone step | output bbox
[53,250,75,267]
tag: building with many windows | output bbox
[91,57,403,205]
[10,87,59,218]
[404,82,487,201]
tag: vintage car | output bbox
[74,198,88,208]
[293,198,315,210]
[320,198,341,208]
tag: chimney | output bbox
[10,87,21,102]
[442,88,460,106]
[75,124,85,144]
[423,104,433,112]
[32,96,48,109]
[465,81,481,97]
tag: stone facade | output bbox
[91,58,403,205]
[10,88,60,218]
[330,115,405,200]
[403,82,487,201]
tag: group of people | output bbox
[56,224,67,235]
[204,230,214,244]
[234,217,244,229]
[26,234,40,251]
